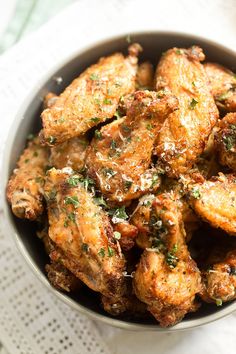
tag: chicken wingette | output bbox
[41,44,142,145]
[133,192,201,327]
[204,62,236,112]
[7,136,49,219]
[215,113,236,170]
[86,90,178,203]
[154,46,219,177]
[190,174,236,235]
[44,168,126,302]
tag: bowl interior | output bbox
[3,32,236,330]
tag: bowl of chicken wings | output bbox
[3,32,236,330]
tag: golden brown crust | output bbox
[190,174,236,235]
[204,62,236,112]
[6,136,49,219]
[154,46,219,177]
[136,61,154,90]
[86,90,178,203]
[215,113,236,170]
[41,45,142,145]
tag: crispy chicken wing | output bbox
[136,61,154,90]
[133,193,201,327]
[50,136,88,171]
[44,168,126,300]
[41,44,142,145]
[154,46,219,177]
[190,174,236,235]
[86,90,178,203]
[215,113,236,170]
[204,62,236,112]
[201,247,236,304]
[6,136,49,219]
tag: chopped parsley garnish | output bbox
[58,117,65,123]
[47,136,57,145]
[215,298,222,306]
[192,81,196,87]
[166,244,179,269]
[114,110,122,119]
[217,92,229,101]
[68,212,76,223]
[223,135,235,151]
[191,186,201,199]
[110,140,117,150]
[67,175,81,187]
[27,133,35,141]
[108,246,114,257]
[45,188,57,201]
[35,176,44,185]
[33,151,38,157]
[108,206,128,223]
[151,174,159,188]
[24,159,29,163]
[103,98,112,105]
[98,247,105,258]
[175,49,183,55]
[146,123,153,131]
[90,117,100,123]
[93,196,108,208]
[78,176,95,191]
[189,98,198,110]
[122,125,131,133]
[151,238,166,252]
[90,73,99,81]
[124,180,132,190]
[102,168,116,177]
[114,231,121,240]
[82,243,89,252]
[94,130,102,139]
[64,195,79,208]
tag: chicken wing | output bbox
[204,62,236,112]
[6,136,49,219]
[50,136,88,171]
[215,112,236,170]
[154,46,219,177]
[136,61,154,90]
[44,168,126,300]
[201,247,236,304]
[86,90,178,203]
[189,174,236,235]
[133,193,201,327]
[40,44,142,145]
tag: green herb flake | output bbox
[35,176,44,185]
[67,175,80,187]
[102,168,116,177]
[103,98,112,105]
[217,92,229,101]
[78,176,95,191]
[24,159,29,164]
[58,117,65,124]
[215,298,223,306]
[192,81,196,87]
[122,125,131,133]
[90,117,100,123]
[64,220,69,227]
[189,98,198,110]
[146,123,153,131]
[114,110,122,119]
[64,195,79,208]
[191,186,201,199]
[114,231,121,240]
[223,135,235,151]
[98,247,105,258]
[33,151,38,157]
[151,174,159,188]
[166,245,179,269]
[47,136,57,145]
[108,246,114,257]
[124,180,132,190]
[90,73,99,81]
[68,212,76,223]
[45,188,57,202]
[94,196,108,208]
[82,243,89,252]
[110,140,117,150]
[175,49,183,55]
[95,130,102,139]
[108,206,128,223]
[27,133,35,141]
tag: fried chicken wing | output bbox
[50,136,88,171]
[41,44,142,145]
[44,168,126,300]
[133,193,201,327]
[154,46,219,177]
[136,61,154,90]
[190,174,236,235]
[86,90,178,203]
[204,63,236,112]
[6,136,49,219]
[201,247,236,304]
[215,113,236,170]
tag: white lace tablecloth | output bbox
[0,1,236,353]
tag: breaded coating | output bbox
[86,90,178,203]
[43,92,58,109]
[41,44,142,145]
[50,136,88,171]
[204,62,236,112]
[190,174,236,235]
[136,61,154,90]
[201,248,236,304]
[6,137,49,219]
[113,221,138,251]
[155,46,219,177]
[215,112,236,170]
[133,193,201,327]
[44,168,126,301]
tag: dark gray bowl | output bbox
[2,31,236,331]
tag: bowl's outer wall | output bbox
[2,32,236,331]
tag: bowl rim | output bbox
[1,30,236,332]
